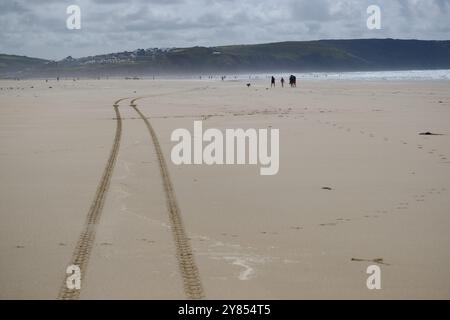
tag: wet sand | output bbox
[1,78,449,299]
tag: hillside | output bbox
[1,39,450,78]
[0,54,50,77]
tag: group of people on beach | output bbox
[271,75,296,88]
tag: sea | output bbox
[239,69,450,81]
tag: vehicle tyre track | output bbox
[58,98,126,300]
[130,97,204,299]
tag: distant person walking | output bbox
[289,75,297,88]
[281,77,285,88]
[271,76,276,88]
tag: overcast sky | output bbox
[0,0,449,60]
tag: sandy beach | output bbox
[1,78,449,299]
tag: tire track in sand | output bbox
[58,98,126,300]
[130,97,204,299]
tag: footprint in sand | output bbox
[335,218,352,223]
[140,238,156,244]
[319,222,337,227]
[415,195,426,202]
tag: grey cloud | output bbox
[0,0,448,59]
